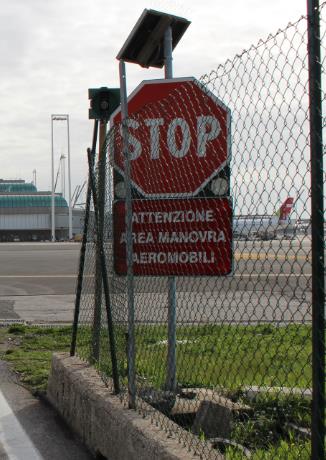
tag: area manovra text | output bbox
[119,230,226,244]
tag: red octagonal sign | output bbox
[110,77,231,197]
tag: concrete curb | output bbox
[47,352,213,460]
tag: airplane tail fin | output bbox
[276,197,294,223]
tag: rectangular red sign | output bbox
[113,198,233,276]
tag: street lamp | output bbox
[51,114,72,241]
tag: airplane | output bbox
[233,197,295,240]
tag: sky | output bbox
[0,0,308,203]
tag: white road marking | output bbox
[0,275,77,278]
[232,273,312,277]
[0,273,312,278]
[0,390,43,460]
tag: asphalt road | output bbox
[0,238,313,324]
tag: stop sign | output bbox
[110,77,230,197]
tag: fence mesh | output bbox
[74,6,325,460]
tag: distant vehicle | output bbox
[74,234,83,242]
[233,197,295,240]
[295,218,311,235]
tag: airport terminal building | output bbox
[0,179,83,241]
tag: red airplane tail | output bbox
[277,197,294,223]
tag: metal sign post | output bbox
[115,8,191,408]
[119,60,136,409]
[164,26,177,393]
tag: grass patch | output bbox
[133,323,312,390]
[230,393,311,450]
[74,323,312,391]
[1,325,73,394]
[226,439,310,459]
[0,323,311,395]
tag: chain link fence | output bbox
[72,5,325,459]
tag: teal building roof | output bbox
[0,183,37,193]
[0,195,68,208]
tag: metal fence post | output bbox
[307,1,325,459]
[119,59,136,409]
[92,120,107,362]
[70,120,98,356]
[87,148,120,394]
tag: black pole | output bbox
[70,120,99,356]
[307,1,325,459]
[87,148,120,394]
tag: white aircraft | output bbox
[233,197,295,240]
